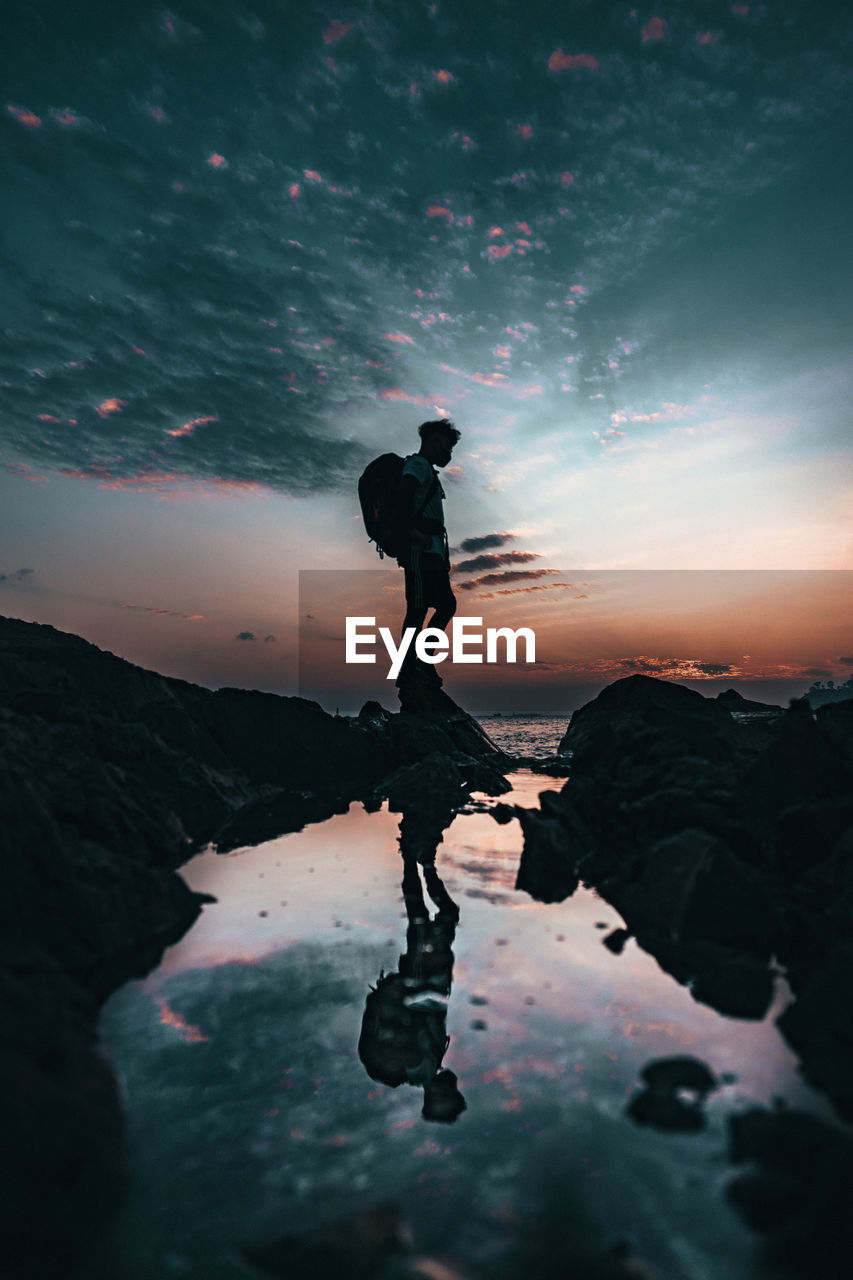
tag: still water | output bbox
[97,768,827,1280]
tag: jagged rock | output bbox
[382,752,470,814]
[558,673,758,767]
[603,928,630,955]
[626,1055,717,1132]
[776,943,853,1120]
[716,688,786,720]
[726,1106,853,1276]
[515,807,580,903]
[603,829,778,959]
[0,968,125,1280]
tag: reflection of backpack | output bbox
[358,454,438,560]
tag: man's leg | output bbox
[428,565,456,633]
[399,554,428,684]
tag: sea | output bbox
[94,713,831,1280]
[474,714,567,758]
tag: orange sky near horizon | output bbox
[298,568,853,713]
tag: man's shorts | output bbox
[404,551,456,614]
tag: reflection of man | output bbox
[396,419,461,687]
[358,843,465,1123]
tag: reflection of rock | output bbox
[242,1201,408,1279]
[522,674,853,1117]
[627,1056,717,1132]
[726,1106,853,1277]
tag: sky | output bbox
[2,0,852,712]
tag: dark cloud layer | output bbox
[453,551,539,574]
[2,1,852,495]
[457,567,557,591]
[0,568,35,583]
[458,533,518,552]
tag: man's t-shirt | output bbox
[401,453,445,557]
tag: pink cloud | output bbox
[440,364,510,389]
[433,69,454,84]
[146,104,168,123]
[158,998,209,1043]
[519,384,543,398]
[383,331,414,344]
[5,462,49,485]
[6,103,41,128]
[732,4,749,14]
[322,20,354,45]
[426,204,454,221]
[570,284,586,294]
[487,244,514,261]
[515,124,533,139]
[641,17,668,42]
[548,49,599,71]
[167,414,218,439]
[515,221,532,234]
[379,389,435,406]
[51,108,81,127]
[90,468,265,499]
[207,152,227,168]
[494,344,511,359]
[304,169,322,183]
[695,31,718,45]
[288,182,301,199]
[95,398,125,419]
[487,226,504,239]
[560,171,575,187]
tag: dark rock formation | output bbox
[726,1106,853,1277]
[519,674,853,1118]
[0,614,507,1277]
[715,688,786,721]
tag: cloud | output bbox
[322,20,354,46]
[641,18,668,43]
[457,533,517,553]
[615,656,738,679]
[479,581,580,598]
[548,50,600,72]
[235,631,256,641]
[2,1,848,513]
[457,569,558,592]
[263,634,276,643]
[453,551,540,574]
[0,568,35,584]
[838,656,853,666]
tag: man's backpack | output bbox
[358,453,438,560]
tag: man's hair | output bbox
[418,418,460,446]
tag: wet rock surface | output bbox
[0,615,508,1277]
[521,675,853,1126]
[726,1106,853,1277]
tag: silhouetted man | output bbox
[397,418,461,687]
